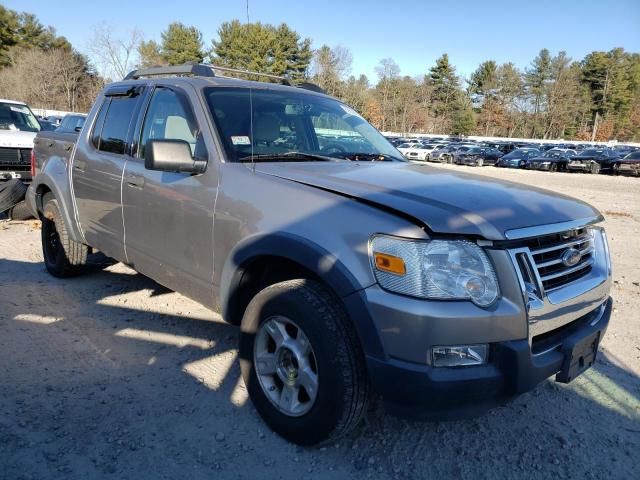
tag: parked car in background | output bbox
[396,142,417,157]
[0,98,39,184]
[443,144,475,163]
[566,148,620,174]
[56,114,87,133]
[403,143,439,161]
[454,147,503,166]
[38,119,57,131]
[614,151,640,176]
[0,98,39,216]
[496,148,541,168]
[526,148,576,172]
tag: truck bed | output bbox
[32,130,79,175]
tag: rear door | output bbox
[121,84,217,307]
[72,86,145,261]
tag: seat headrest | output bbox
[253,113,280,143]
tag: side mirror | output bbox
[144,139,206,174]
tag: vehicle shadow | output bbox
[1,256,638,479]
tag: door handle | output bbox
[126,174,145,188]
[64,143,73,151]
[74,159,86,171]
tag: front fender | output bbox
[219,232,386,360]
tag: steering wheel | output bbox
[321,143,346,155]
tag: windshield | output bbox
[580,149,604,156]
[204,87,404,162]
[57,115,86,133]
[504,148,539,159]
[0,102,41,132]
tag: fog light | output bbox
[431,344,489,367]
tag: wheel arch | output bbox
[32,174,84,242]
[220,232,385,359]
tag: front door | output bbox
[122,85,217,307]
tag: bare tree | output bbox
[86,24,143,81]
[0,46,98,112]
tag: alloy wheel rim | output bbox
[254,315,319,417]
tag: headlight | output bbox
[370,235,500,307]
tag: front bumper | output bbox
[567,161,591,171]
[528,162,552,171]
[367,298,611,419]
[617,163,640,176]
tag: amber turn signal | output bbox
[373,252,406,275]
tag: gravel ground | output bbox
[1,166,639,480]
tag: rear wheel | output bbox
[239,279,368,445]
[41,194,89,277]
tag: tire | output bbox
[549,163,557,173]
[239,279,368,445]
[0,179,27,213]
[612,163,620,176]
[8,200,35,220]
[41,193,89,277]
[476,158,484,167]
[589,162,601,175]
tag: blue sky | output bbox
[6,0,640,81]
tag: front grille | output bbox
[514,227,594,293]
[0,147,31,171]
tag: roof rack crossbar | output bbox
[208,65,291,86]
[122,63,325,93]
[124,64,215,80]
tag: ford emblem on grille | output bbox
[561,248,582,267]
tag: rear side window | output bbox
[97,96,138,155]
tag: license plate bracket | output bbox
[555,330,600,383]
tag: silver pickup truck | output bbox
[28,64,612,445]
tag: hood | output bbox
[0,130,37,149]
[256,162,600,240]
[619,157,640,164]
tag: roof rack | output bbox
[123,63,325,94]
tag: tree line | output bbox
[0,4,638,141]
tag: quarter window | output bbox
[97,96,138,155]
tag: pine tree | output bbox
[212,20,312,82]
[160,22,205,65]
[428,54,462,132]
[138,40,164,67]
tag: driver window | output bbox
[139,87,199,159]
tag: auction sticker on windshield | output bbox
[231,136,251,145]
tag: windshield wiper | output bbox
[237,152,335,162]
[333,152,403,162]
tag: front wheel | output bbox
[589,162,601,175]
[239,279,368,445]
[476,158,484,167]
